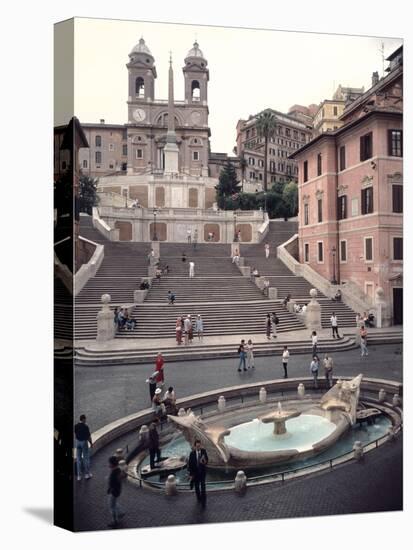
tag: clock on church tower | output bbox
[133,108,146,122]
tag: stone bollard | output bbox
[387,426,396,441]
[234,471,247,495]
[353,441,364,461]
[139,425,149,444]
[165,474,178,496]
[378,389,387,403]
[96,294,116,342]
[392,394,401,407]
[115,448,124,460]
[259,387,267,404]
[118,459,127,475]
[218,395,226,412]
[305,289,321,331]
[297,383,306,399]
[287,299,296,313]
[239,266,251,277]
[268,287,278,299]
[134,289,147,302]
[177,408,186,417]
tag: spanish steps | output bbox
[70,216,357,343]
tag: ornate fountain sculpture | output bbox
[168,374,364,471]
[259,401,301,435]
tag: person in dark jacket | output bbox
[188,439,209,508]
[107,456,125,528]
[74,414,93,481]
[148,421,161,469]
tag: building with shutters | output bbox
[290,45,403,325]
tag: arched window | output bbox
[135,77,145,97]
[191,80,200,102]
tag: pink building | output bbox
[290,46,403,325]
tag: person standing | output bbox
[167,290,176,305]
[189,261,195,278]
[265,313,272,340]
[155,352,165,386]
[148,421,161,470]
[182,252,187,262]
[264,243,270,259]
[188,439,208,508]
[74,414,93,481]
[187,229,192,243]
[311,330,318,355]
[323,354,334,387]
[196,314,204,342]
[360,326,369,357]
[310,355,320,389]
[271,311,279,339]
[193,229,198,250]
[237,339,247,372]
[187,315,194,343]
[107,456,125,528]
[282,346,290,379]
[146,373,158,402]
[246,339,255,369]
[176,317,183,345]
[183,315,191,345]
[330,312,340,339]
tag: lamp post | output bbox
[331,246,337,285]
[152,207,158,241]
[233,210,237,242]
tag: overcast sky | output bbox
[71,17,402,154]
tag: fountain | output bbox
[167,375,365,470]
[259,401,301,435]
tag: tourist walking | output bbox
[282,294,291,309]
[147,248,155,265]
[155,352,165,386]
[310,355,320,389]
[323,354,334,387]
[193,229,198,250]
[148,421,161,470]
[265,313,272,340]
[167,290,176,305]
[330,312,340,339]
[188,439,209,509]
[271,311,279,339]
[311,330,318,355]
[146,373,158,402]
[246,339,255,369]
[182,252,187,262]
[264,243,270,259]
[152,388,164,419]
[360,326,369,357]
[237,339,247,372]
[189,261,195,278]
[187,229,192,243]
[282,346,290,378]
[263,278,270,297]
[176,317,183,345]
[196,314,204,342]
[74,414,93,481]
[107,456,125,528]
[232,248,240,264]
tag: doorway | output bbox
[393,288,403,325]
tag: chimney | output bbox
[100,118,105,124]
[372,72,379,86]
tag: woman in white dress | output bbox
[246,339,255,369]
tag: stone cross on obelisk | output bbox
[164,51,179,175]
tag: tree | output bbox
[256,110,277,191]
[79,175,99,215]
[282,180,298,217]
[215,160,241,209]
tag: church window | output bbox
[95,135,102,147]
[83,160,88,168]
[135,77,145,97]
[109,143,114,151]
[191,80,201,102]
[136,149,143,159]
[95,152,101,164]
[193,151,199,161]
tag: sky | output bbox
[69,17,402,155]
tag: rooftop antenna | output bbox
[379,41,385,77]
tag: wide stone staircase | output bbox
[241,221,357,329]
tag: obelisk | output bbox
[163,53,179,175]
